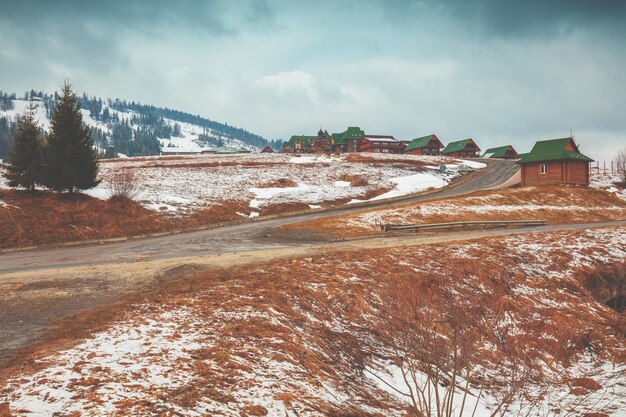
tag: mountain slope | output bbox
[0,90,280,159]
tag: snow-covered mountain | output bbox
[0,91,279,159]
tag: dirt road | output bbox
[1,220,624,367]
[0,158,566,368]
[0,159,519,273]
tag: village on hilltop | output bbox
[280,127,594,187]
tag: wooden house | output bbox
[483,145,519,160]
[357,135,405,154]
[261,146,274,153]
[442,139,481,158]
[282,135,315,153]
[404,134,444,155]
[331,126,365,153]
[310,129,333,153]
[519,137,593,186]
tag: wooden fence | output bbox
[381,219,547,233]
[590,161,625,175]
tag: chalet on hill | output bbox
[331,126,365,153]
[282,134,316,153]
[310,129,333,153]
[357,135,405,154]
[404,134,444,155]
[442,139,481,158]
[261,145,274,153]
[518,137,593,186]
[483,145,519,160]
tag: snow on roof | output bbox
[363,136,399,143]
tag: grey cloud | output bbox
[379,0,626,39]
[0,0,275,36]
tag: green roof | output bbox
[483,145,514,158]
[518,137,593,164]
[332,126,365,144]
[443,139,477,154]
[405,134,439,151]
[284,135,316,148]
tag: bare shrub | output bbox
[105,170,141,200]
[373,275,533,417]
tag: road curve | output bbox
[0,159,520,273]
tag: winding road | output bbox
[1,158,625,368]
[0,159,519,273]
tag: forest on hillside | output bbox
[0,90,281,159]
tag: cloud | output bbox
[255,71,318,101]
[379,0,626,39]
[0,0,624,160]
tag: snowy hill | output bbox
[0,91,279,159]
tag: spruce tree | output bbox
[3,103,43,191]
[43,82,99,193]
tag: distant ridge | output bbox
[0,89,282,159]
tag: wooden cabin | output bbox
[261,146,274,153]
[310,129,333,153]
[282,135,315,153]
[518,137,593,186]
[483,145,519,160]
[442,139,481,158]
[404,134,444,155]
[331,126,365,153]
[357,135,405,154]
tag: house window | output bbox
[540,164,548,174]
[382,148,388,153]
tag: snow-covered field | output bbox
[590,170,626,201]
[281,184,626,235]
[0,153,461,216]
[1,227,625,416]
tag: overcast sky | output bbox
[1,0,625,160]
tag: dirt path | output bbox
[0,159,519,274]
[0,159,522,368]
[1,220,624,368]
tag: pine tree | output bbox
[42,82,100,193]
[3,103,43,191]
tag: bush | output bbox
[105,170,140,200]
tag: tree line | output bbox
[0,89,281,160]
[2,83,99,193]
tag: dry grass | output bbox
[0,190,176,249]
[281,185,626,236]
[337,174,369,187]
[256,178,298,188]
[1,228,624,415]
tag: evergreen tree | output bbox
[3,103,43,190]
[42,82,100,193]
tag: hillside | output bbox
[0,90,281,159]
[0,153,458,248]
[1,226,624,415]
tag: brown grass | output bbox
[1,228,624,414]
[135,161,319,169]
[344,153,432,169]
[256,178,298,188]
[0,191,261,249]
[281,185,626,237]
[337,174,369,187]
[0,190,176,249]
